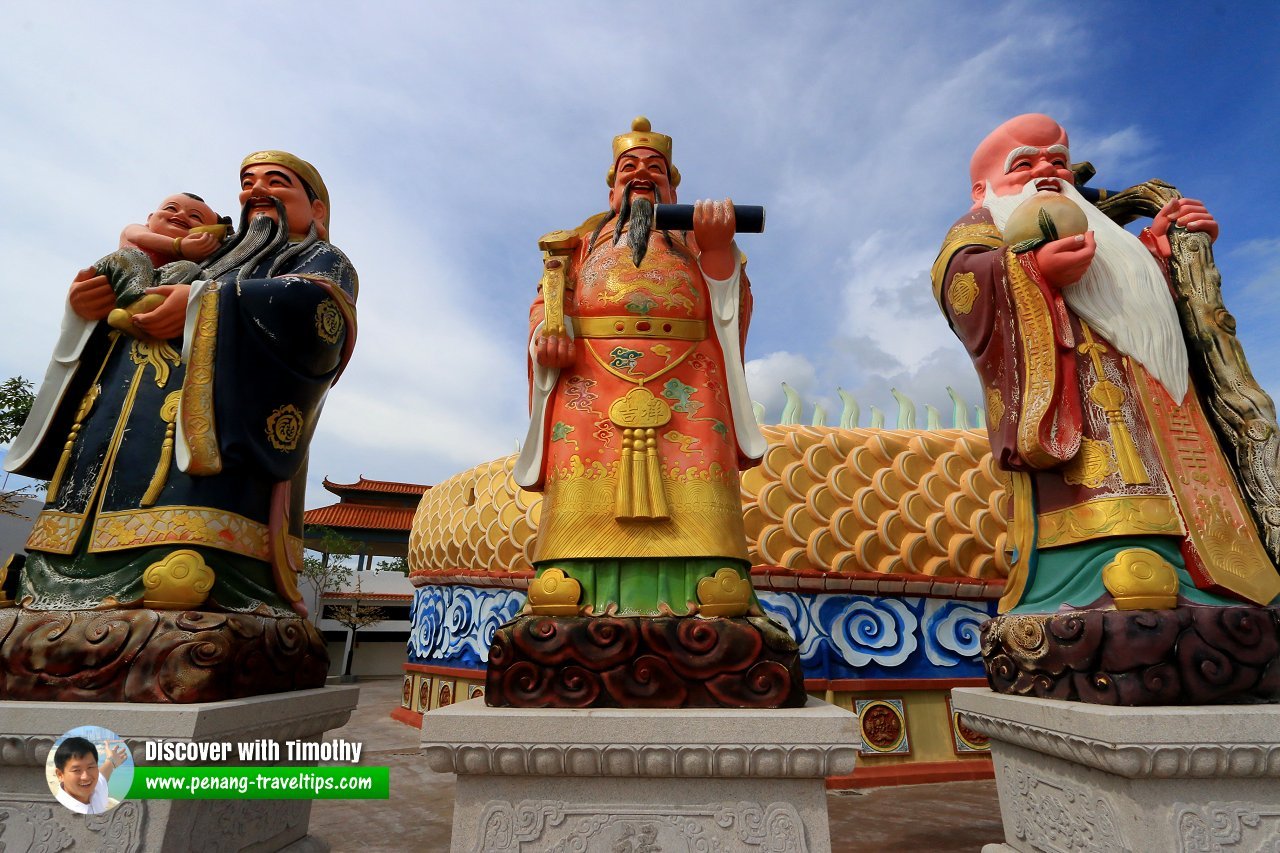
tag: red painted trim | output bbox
[408,569,535,589]
[805,677,989,692]
[404,663,486,679]
[748,565,1005,600]
[390,706,423,728]
[826,758,994,789]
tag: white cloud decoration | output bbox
[826,597,919,667]
[921,599,989,667]
[759,592,920,668]
[408,586,523,665]
[759,592,991,671]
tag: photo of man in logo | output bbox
[46,727,132,815]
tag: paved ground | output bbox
[309,677,1004,852]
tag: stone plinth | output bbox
[0,686,358,852]
[422,697,859,852]
[952,686,1280,853]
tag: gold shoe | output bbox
[1101,548,1178,610]
[527,567,582,616]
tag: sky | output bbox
[1,1,1277,508]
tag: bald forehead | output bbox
[971,113,1068,183]
[1003,115,1067,147]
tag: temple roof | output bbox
[303,503,418,532]
[323,591,413,602]
[321,476,430,499]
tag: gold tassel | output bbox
[616,427,636,517]
[643,427,669,518]
[142,392,182,507]
[615,427,670,519]
[631,429,648,514]
[1078,324,1149,485]
[47,385,101,502]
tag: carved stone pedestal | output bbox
[422,697,859,852]
[486,615,807,708]
[981,606,1280,705]
[0,686,357,852]
[0,607,330,702]
[952,687,1280,853]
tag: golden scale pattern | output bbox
[408,425,1012,581]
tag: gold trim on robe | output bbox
[1006,250,1071,469]
[1036,495,1184,549]
[88,506,272,560]
[931,221,1002,304]
[181,287,223,475]
[998,471,1037,612]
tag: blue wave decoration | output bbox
[408,585,524,668]
[758,591,995,680]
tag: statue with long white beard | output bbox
[934,113,1280,704]
[489,117,803,708]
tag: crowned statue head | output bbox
[598,117,682,267]
[238,150,331,240]
[607,116,680,208]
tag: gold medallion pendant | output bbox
[608,388,671,519]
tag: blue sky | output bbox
[1,2,1277,505]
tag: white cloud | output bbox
[2,2,1276,512]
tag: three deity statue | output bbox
[3,113,1279,708]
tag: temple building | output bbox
[303,476,426,676]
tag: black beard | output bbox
[202,197,289,280]
[611,183,659,267]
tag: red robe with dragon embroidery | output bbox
[517,217,762,566]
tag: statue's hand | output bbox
[69,267,116,321]
[132,283,192,341]
[180,232,220,261]
[1033,232,1096,289]
[1151,198,1217,258]
[534,332,574,368]
[693,198,736,280]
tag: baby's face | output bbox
[145,194,216,238]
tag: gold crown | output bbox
[606,116,681,188]
[241,150,331,231]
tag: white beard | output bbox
[982,179,1189,402]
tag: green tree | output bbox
[375,555,410,574]
[0,376,40,517]
[0,376,33,445]
[300,526,357,625]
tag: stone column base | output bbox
[422,697,859,852]
[0,686,358,852]
[952,686,1280,853]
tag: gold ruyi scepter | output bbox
[536,227,668,517]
